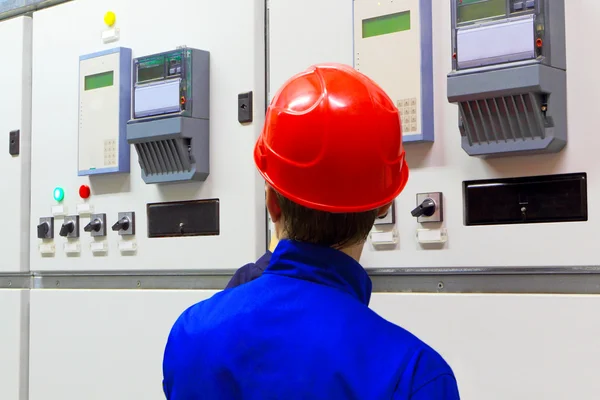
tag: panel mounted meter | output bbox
[78,47,132,175]
[126,47,210,184]
[447,0,567,157]
[353,0,434,143]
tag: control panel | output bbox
[127,47,210,183]
[78,47,132,175]
[448,0,567,157]
[353,0,434,143]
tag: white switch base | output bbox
[77,203,94,216]
[64,241,81,255]
[90,241,108,254]
[51,205,67,217]
[102,28,120,43]
[370,228,398,246]
[118,240,137,253]
[416,228,448,244]
[39,242,55,255]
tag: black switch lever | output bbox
[37,222,50,239]
[59,221,75,237]
[112,217,130,232]
[411,198,436,218]
[84,219,102,233]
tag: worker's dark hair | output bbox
[276,192,379,248]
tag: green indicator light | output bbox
[53,187,65,202]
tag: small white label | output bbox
[370,229,398,246]
[51,205,67,217]
[118,240,137,253]
[76,203,94,215]
[102,27,120,43]
[416,228,448,244]
[39,242,55,255]
[90,241,108,254]
[64,241,81,254]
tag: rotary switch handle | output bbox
[84,218,102,233]
[112,217,130,232]
[59,221,74,237]
[37,222,49,238]
[411,198,436,218]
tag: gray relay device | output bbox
[447,0,566,157]
[127,47,210,183]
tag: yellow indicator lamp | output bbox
[104,11,116,27]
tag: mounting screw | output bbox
[437,281,444,290]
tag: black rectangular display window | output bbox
[464,173,587,226]
[147,199,219,237]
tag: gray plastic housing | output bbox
[127,47,210,183]
[448,63,566,156]
[127,116,209,183]
[447,0,567,157]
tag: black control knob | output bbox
[37,222,50,239]
[84,219,102,233]
[411,198,436,218]
[59,221,75,237]
[112,217,130,232]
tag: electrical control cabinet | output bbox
[127,48,210,184]
[354,0,434,142]
[78,47,132,175]
[30,0,265,272]
[447,0,567,157]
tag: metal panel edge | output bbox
[19,15,33,275]
[416,0,434,143]
[0,0,73,21]
[0,274,31,289]
[22,267,600,294]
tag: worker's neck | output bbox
[275,234,364,263]
[336,243,364,262]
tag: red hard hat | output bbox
[254,63,409,213]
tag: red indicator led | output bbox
[79,185,91,199]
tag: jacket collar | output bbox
[264,239,372,305]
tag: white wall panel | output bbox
[28,289,600,400]
[371,293,600,400]
[29,289,215,400]
[0,290,29,400]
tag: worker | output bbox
[162,64,460,399]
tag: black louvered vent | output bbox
[134,138,193,176]
[458,93,549,146]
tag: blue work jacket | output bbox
[225,251,271,289]
[163,240,459,399]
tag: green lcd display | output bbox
[84,71,114,91]
[138,56,165,83]
[362,11,411,39]
[457,0,506,24]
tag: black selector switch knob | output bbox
[59,221,75,237]
[84,219,102,233]
[112,217,130,232]
[37,222,50,239]
[411,198,436,218]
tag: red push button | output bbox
[79,185,91,199]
